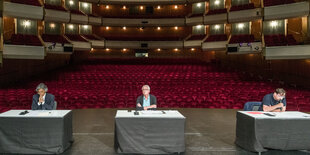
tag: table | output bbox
[0,110,73,154]
[114,110,186,154]
[236,111,310,152]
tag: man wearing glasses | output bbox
[136,85,157,111]
[259,88,286,112]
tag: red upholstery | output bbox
[104,36,182,41]
[41,34,70,44]
[207,8,227,15]
[204,34,227,42]
[187,35,206,41]
[11,0,41,6]
[264,0,295,7]
[0,58,309,112]
[229,34,255,44]
[65,34,88,42]
[10,34,42,46]
[264,34,297,47]
[230,3,255,12]
[82,35,101,40]
[44,4,67,11]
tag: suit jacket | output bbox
[31,93,55,110]
[136,94,157,111]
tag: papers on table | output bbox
[240,111,310,119]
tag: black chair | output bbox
[243,102,262,111]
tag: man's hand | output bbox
[137,103,142,107]
[39,97,44,103]
[144,107,148,110]
[277,103,284,108]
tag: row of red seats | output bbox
[70,10,85,15]
[188,13,204,18]
[229,34,255,44]
[207,9,227,15]
[264,34,297,47]
[264,0,295,7]
[186,35,206,41]
[44,4,67,11]
[229,3,255,12]
[204,34,227,42]
[82,35,101,40]
[104,36,183,41]
[65,34,88,42]
[10,34,42,46]
[41,34,70,44]
[11,0,41,6]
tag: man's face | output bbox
[274,93,285,101]
[37,89,46,96]
[142,87,150,96]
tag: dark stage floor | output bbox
[51,108,310,155]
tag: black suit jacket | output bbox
[31,93,55,110]
[136,94,157,111]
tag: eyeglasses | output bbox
[276,93,285,99]
[142,89,150,91]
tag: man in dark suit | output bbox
[136,85,157,111]
[32,83,55,110]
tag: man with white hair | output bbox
[136,85,157,110]
[31,83,55,110]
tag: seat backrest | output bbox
[243,102,262,111]
[53,101,57,110]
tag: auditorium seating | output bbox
[104,36,183,41]
[207,9,227,15]
[230,3,255,12]
[0,58,309,113]
[44,4,67,11]
[11,0,41,6]
[229,34,255,44]
[82,35,101,40]
[41,34,70,44]
[264,34,297,46]
[65,34,88,42]
[264,0,295,7]
[10,34,42,46]
[70,10,85,15]
[204,34,227,42]
[186,35,206,41]
[188,13,204,18]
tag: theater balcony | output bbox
[70,10,88,25]
[228,3,262,23]
[95,0,186,5]
[184,35,206,48]
[105,36,183,49]
[264,1,309,20]
[82,35,105,48]
[3,0,43,20]
[41,34,73,53]
[202,34,228,51]
[263,34,310,59]
[101,18,185,27]
[3,34,45,59]
[226,34,262,54]
[88,14,102,25]
[204,9,227,25]
[185,13,204,26]
[65,34,91,51]
[44,4,70,23]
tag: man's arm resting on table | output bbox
[263,103,285,112]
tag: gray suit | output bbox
[31,93,55,110]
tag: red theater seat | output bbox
[229,34,255,44]
[204,34,227,42]
[42,34,70,44]
[65,34,88,42]
[230,3,255,12]
[44,4,67,11]
[11,0,41,6]
[10,34,42,46]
